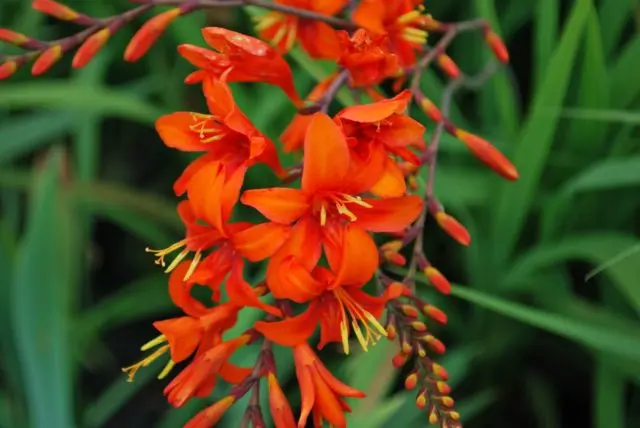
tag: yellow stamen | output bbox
[270,22,289,48]
[341,194,373,208]
[334,288,388,354]
[183,250,202,281]
[158,360,176,379]
[284,20,298,51]
[145,240,187,268]
[336,203,357,222]
[122,344,169,382]
[320,204,327,227]
[402,27,428,44]
[141,334,167,351]
[189,113,227,144]
[254,12,283,31]
[396,10,421,25]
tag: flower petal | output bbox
[241,187,309,224]
[219,362,252,384]
[156,112,209,152]
[352,0,387,34]
[153,316,202,363]
[302,113,350,193]
[187,161,226,234]
[380,115,426,149]
[168,261,208,318]
[332,225,378,287]
[267,255,324,303]
[173,153,217,196]
[298,21,341,59]
[351,195,423,232]
[337,90,411,123]
[232,221,290,261]
[254,303,321,347]
[227,258,282,317]
[369,157,407,198]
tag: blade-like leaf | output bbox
[10,149,77,428]
[594,359,626,428]
[492,0,592,262]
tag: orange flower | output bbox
[241,113,423,301]
[164,335,252,407]
[255,241,406,353]
[353,0,430,67]
[336,89,426,197]
[255,0,347,59]
[291,343,365,427]
[337,29,401,88]
[281,73,338,152]
[156,75,284,196]
[268,372,296,428]
[178,27,302,105]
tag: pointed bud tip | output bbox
[0,60,18,80]
[435,211,471,246]
[455,129,519,181]
[72,28,110,69]
[31,45,63,76]
[124,8,181,62]
[424,267,451,295]
[33,0,80,21]
[0,28,30,45]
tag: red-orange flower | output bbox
[291,343,365,427]
[353,0,430,67]
[337,29,401,88]
[156,75,284,196]
[241,113,423,301]
[178,27,302,105]
[336,89,426,197]
[255,0,347,59]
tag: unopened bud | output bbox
[73,28,110,69]
[485,30,509,63]
[432,362,449,380]
[386,323,397,340]
[381,240,403,253]
[33,0,81,21]
[404,372,418,390]
[384,251,407,266]
[268,373,296,428]
[392,352,408,368]
[424,267,451,295]
[448,410,461,421]
[423,335,446,354]
[411,321,427,332]
[0,28,30,46]
[186,395,235,427]
[440,396,455,408]
[416,344,427,358]
[435,211,471,246]
[455,129,519,181]
[428,407,439,424]
[408,175,418,190]
[419,97,443,123]
[436,381,451,394]
[423,305,448,325]
[32,45,63,76]
[437,54,460,79]
[401,305,419,318]
[416,388,428,409]
[401,341,413,355]
[0,60,18,80]
[125,8,181,62]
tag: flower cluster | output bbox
[2,1,518,427]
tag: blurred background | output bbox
[1,0,639,427]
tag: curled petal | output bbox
[227,258,282,317]
[337,90,411,123]
[332,225,378,287]
[268,256,324,303]
[233,222,290,261]
[351,195,423,232]
[187,162,226,234]
[241,188,309,225]
[369,157,407,198]
[153,317,202,363]
[168,262,208,317]
[156,112,209,152]
[255,303,321,347]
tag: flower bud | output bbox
[33,0,81,21]
[437,54,460,79]
[436,381,451,394]
[455,129,519,181]
[125,8,182,62]
[73,28,110,69]
[432,362,449,380]
[448,410,461,420]
[185,396,235,428]
[419,97,443,123]
[268,373,296,428]
[401,305,419,319]
[411,321,427,332]
[0,60,18,80]
[416,388,428,409]
[422,304,447,325]
[423,335,446,354]
[404,372,418,390]
[485,30,509,63]
[435,211,471,246]
[424,267,451,295]
[386,323,397,340]
[32,45,63,76]
[392,352,408,368]
[0,28,30,46]
[428,406,439,424]
[440,396,455,408]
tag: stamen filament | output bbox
[397,10,421,25]
[141,334,167,351]
[183,250,202,281]
[158,360,176,379]
[334,288,388,354]
[146,240,187,268]
[122,344,169,382]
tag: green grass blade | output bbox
[559,108,640,124]
[442,282,640,360]
[492,0,592,262]
[506,233,640,310]
[564,9,609,151]
[610,35,640,108]
[600,0,632,57]
[594,359,626,428]
[10,149,77,428]
[534,0,559,88]
[0,111,75,164]
[540,156,640,240]
[0,83,163,124]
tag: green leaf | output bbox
[348,395,406,428]
[534,0,559,88]
[441,281,640,361]
[559,108,640,124]
[491,0,592,262]
[525,373,561,428]
[610,35,640,108]
[507,233,640,310]
[0,83,163,124]
[540,157,640,240]
[594,359,626,428]
[10,149,77,428]
[564,9,609,151]
[0,111,75,164]
[600,0,632,58]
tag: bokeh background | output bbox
[1,0,639,427]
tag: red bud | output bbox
[485,30,509,63]
[424,267,451,295]
[435,211,471,246]
[73,28,110,69]
[124,8,181,62]
[0,28,30,46]
[455,129,519,181]
[33,0,80,21]
[0,60,18,80]
[437,54,460,79]
[32,45,63,76]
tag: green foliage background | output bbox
[0,0,639,427]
